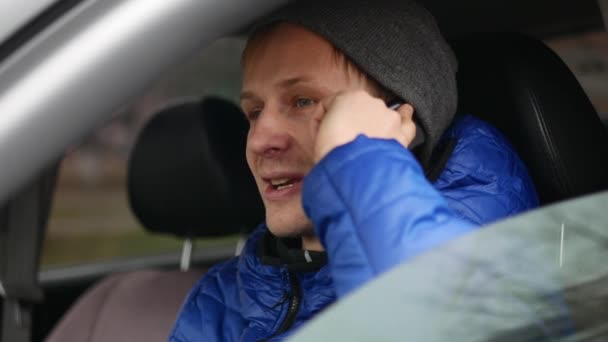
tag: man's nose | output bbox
[247,109,291,158]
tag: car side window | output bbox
[41,37,246,269]
[546,31,608,122]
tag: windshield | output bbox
[289,191,608,341]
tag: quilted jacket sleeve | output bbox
[302,135,476,297]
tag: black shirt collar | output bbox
[258,230,327,272]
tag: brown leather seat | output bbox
[46,270,204,342]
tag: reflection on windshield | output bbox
[489,275,608,341]
[289,192,608,341]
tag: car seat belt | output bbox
[0,166,57,342]
[424,138,457,183]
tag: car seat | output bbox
[45,97,262,342]
[453,33,608,204]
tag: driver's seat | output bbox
[453,33,608,204]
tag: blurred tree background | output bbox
[42,38,245,268]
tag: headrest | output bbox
[127,97,264,238]
[453,33,608,204]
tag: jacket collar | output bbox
[258,230,328,272]
[236,225,335,339]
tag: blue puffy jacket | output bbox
[169,115,538,342]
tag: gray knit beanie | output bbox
[255,0,458,164]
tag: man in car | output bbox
[170,0,538,341]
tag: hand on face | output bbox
[310,90,416,162]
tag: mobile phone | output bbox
[386,99,425,150]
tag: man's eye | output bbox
[295,98,316,108]
[246,109,261,121]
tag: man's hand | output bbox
[310,90,416,162]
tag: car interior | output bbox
[454,33,608,204]
[1,0,608,341]
[44,32,608,341]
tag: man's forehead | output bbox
[240,23,369,100]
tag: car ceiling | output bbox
[421,0,604,38]
[239,0,604,40]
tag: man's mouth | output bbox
[270,178,296,190]
[262,174,304,200]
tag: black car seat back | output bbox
[454,33,608,204]
[128,97,263,238]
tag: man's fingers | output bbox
[310,94,334,141]
[319,93,338,109]
[396,103,416,147]
[396,103,414,121]
[310,113,322,142]
[313,90,417,160]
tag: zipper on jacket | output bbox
[261,271,301,341]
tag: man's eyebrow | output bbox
[279,76,314,88]
[240,76,316,101]
[240,91,258,102]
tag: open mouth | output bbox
[261,174,304,200]
[270,178,297,190]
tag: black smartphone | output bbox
[386,99,425,150]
